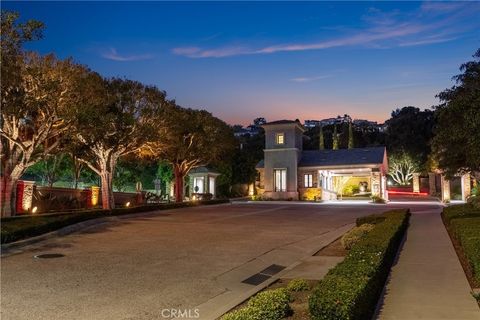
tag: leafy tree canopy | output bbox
[432,48,480,177]
[385,106,435,168]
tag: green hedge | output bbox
[450,218,480,283]
[442,204,480,285]
[1,199,229,244]
[221,288,291,320]
[356,214,386,227]
[309,209,410,320]
[442,203,480,224]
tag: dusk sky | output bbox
[5,1,480,125]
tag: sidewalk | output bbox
[193,223,353,320]
[376,207,479,319]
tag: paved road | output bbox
[1,202,441,320]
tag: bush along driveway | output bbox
[442,203,480,302]
[1,199,229,244]
[309,209,410,320]
[219,209,410,320]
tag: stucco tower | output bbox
[262,120,305,200]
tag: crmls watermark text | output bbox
[161,308,200,319]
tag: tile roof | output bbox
[300,147,386,167]
[189,166,221,175]
[255,147,386,168]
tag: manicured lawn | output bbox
[1,199,228,244]
[442,204,480,288]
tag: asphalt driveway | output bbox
[1,202,438,320]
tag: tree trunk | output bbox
[1,175,19,217]
[100,171,114,210]
[174,166,184,203]
[72,157,82,189]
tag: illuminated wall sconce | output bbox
[125,201,131,207]
[91,186,100,206]
[31,206,38,214]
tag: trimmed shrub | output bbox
[370,195,386,203]
[303,188,322,201]
[286,278,310,292]
[247,288,291,319]
[221,307,259,320]
[468,196,480,208]
[309,209,410,320]
[450,218,480,283]
[341,224,375,250]
[343,184,360,196]
[442,203,480,224]
[222,288,291,320]
[356,214,386,227]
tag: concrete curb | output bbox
[194,223,354,320]
[1,202,231,257]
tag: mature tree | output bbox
[156,160,174,195]
[25,153,70,187]
[73,77,168,209]
[332,125,339,150]
[154,106,235,202]
[432,49,480,177]
[1,12,91,216]
[59,135,93,189]
[388,152,420,185]
[385,106,435,168]
[1,11,43,101]
[231,129,264,185]
[319,126,325,150]
[253,117,267,126]
[348,122,354,149]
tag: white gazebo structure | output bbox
[188,167,220,199]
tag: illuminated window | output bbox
[274,169,287,192]
[276,133,285,145]
[304,174,313,188]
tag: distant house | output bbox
[255,120,388,200]
[233,124,263,137]
[304,114,352,128]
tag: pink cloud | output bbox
[172,3,479,59]
[102,48,154,61]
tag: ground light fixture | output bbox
[125,202,131,207]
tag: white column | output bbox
[441,175,451,202]
[428,172,436,195]
[412,173,420,193]
[371,172,381,196]
[382,174,389,201]
[461,173,471,202]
